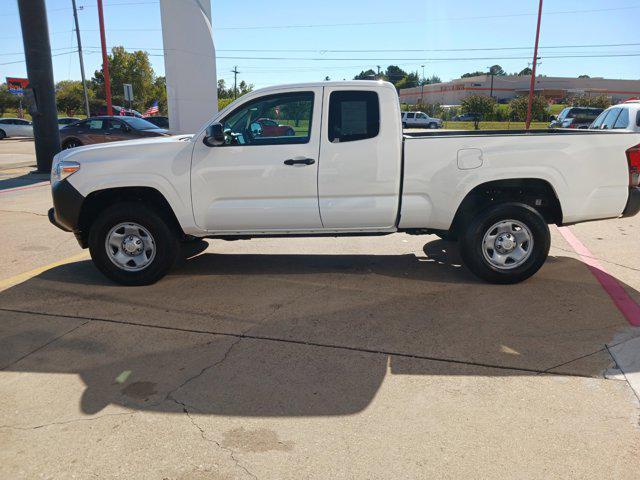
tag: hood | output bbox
[55,134,194,164]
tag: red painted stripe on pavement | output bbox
[557,226,640,326]
[0,181,49,194]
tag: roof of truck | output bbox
[250,80,396,92]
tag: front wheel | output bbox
[0,129,6,140]
[88,202,178,286]
[459,203,550,284]
[428,122,437,129]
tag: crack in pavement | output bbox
[177,404,258,480]
[0,307,607,378]
[0,412,136,431]
[0,209,47,217]
[163,339,257,480]
[1,319,91,371]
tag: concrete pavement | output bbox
[1,140,639,479]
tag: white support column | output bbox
[159,0,217,134]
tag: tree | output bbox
[424,74,441,85]
[578,74,590,79]
[461,94,497,124]
[353,69,378,80]
[461,71,485,78]
[395,71,420,90]
[281,99,311,127]
[0,84,20,117]
[56,80,93,116]
[508,95,550,121]
[384,65,408,84]
[518,67,532,76]
[91,46,156,111]
[568,94,610,109]
[489,65,506,76]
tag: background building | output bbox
[400,75,640,106]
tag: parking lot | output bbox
[1,138,640,478]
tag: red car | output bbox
[252,118,295,137]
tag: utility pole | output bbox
[421,64,425,104]
[71,0,90,117]
[526,0,544,130]
[376,65,381,78]
[231,66,240,99]
[17,0,60,172]
[96,0,113,115]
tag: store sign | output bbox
[6,77,29,96]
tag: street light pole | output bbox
[71,0,90,117]
[526,0,544,130]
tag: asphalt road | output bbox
[1,139,639,479]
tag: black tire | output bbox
[459,203,550,284]
[428,122,437,129]
[285,127,295,136]
[88,202,178,286]
[62,138,82,149]
[0,129,6,140]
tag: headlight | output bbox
[51,158,80,184]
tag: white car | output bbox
[402,111,443,129]
[0,118,33,139]
[48,81,640,286]
[589,100,640,132]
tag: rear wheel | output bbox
[88,202,178,286]
[0,129,6,140]
[459,203,550,284]
[62,138,82,149]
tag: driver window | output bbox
[220,92,314,146]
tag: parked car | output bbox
[60,116,169,149]
[58,117,81,129]
[549,107,603,129]
[402,111,442,129]
[452,113,480,122]
[144,116,169,129]
[250,118,296,137]
[49,81,640,286]
[0,118,33,139]
[588,101,640,133]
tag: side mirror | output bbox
[549,115,556,122]
[122,124,131,132]
[203,123,225,147]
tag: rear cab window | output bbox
[613,109,630,129]
[601,108,622,130]
[328,90,380,143]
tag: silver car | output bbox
[0,118,33,139]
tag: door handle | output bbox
[284,158,315,166]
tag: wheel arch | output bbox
[450,178,563,234]
[77,186,185,247]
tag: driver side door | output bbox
[191,88,323,232]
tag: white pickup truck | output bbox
[49,81,640,286]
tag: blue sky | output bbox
[1,0,639,90]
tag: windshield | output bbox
[120,117,162,130]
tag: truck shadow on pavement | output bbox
[1,239,638,417]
